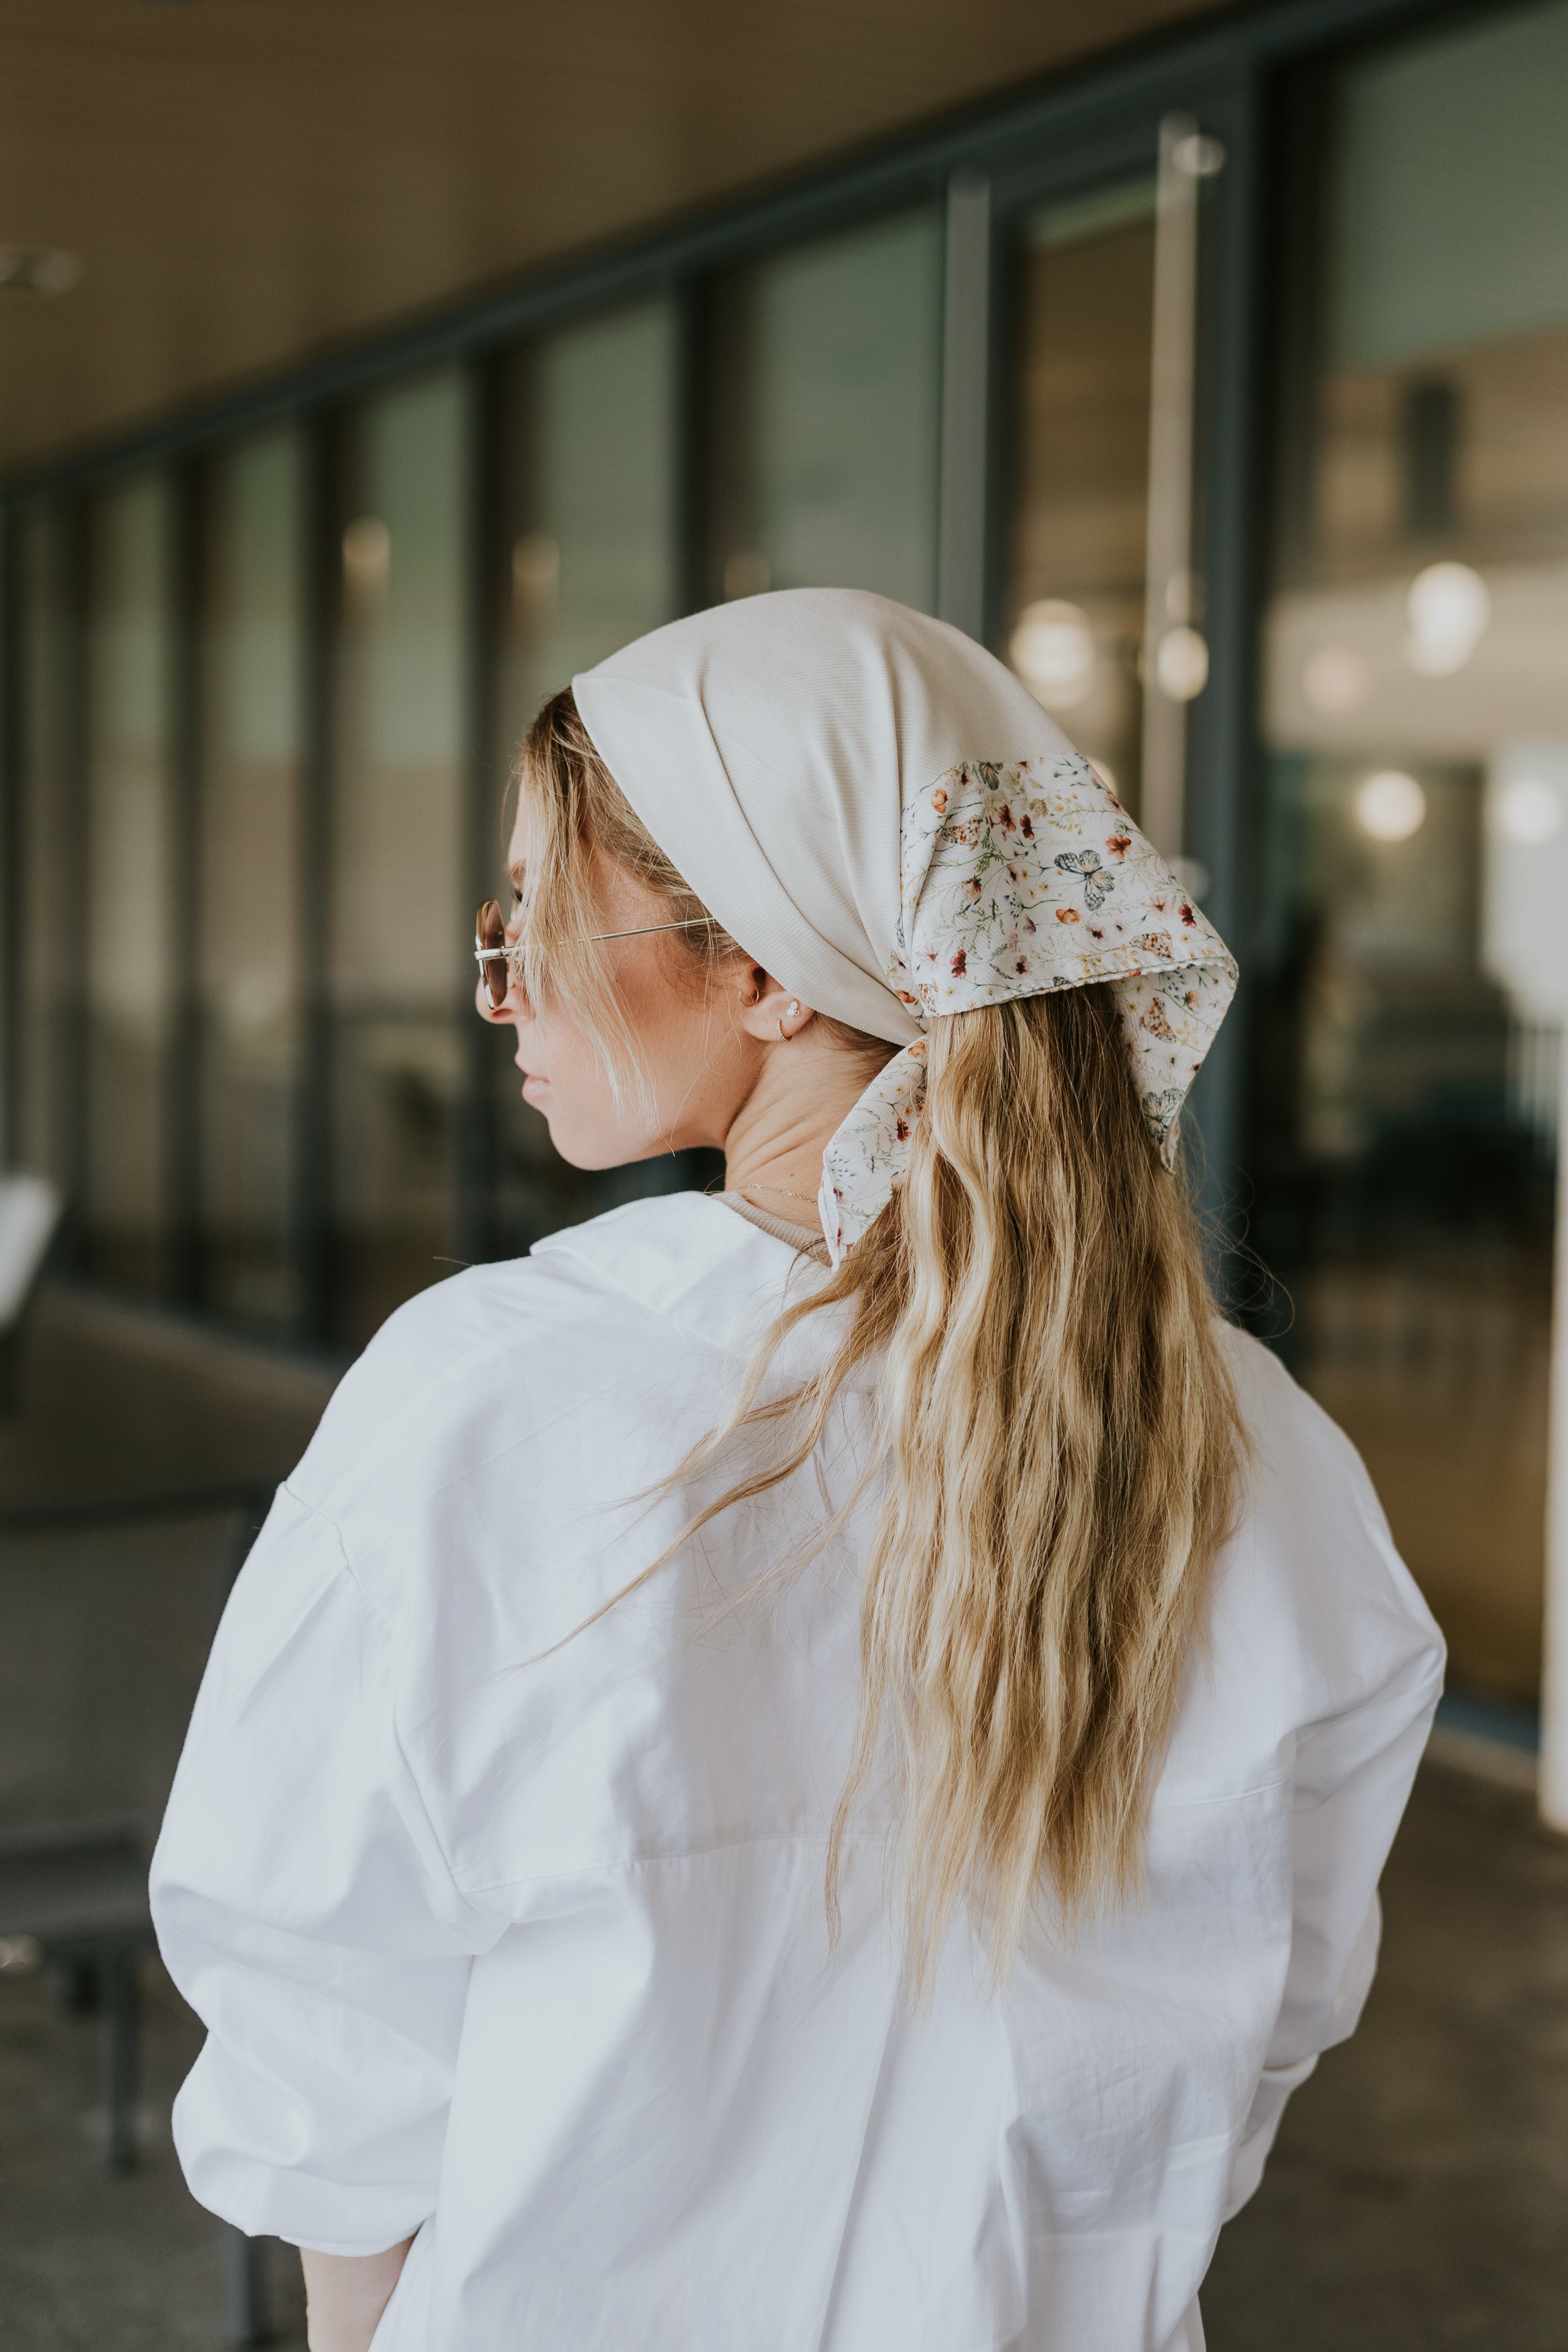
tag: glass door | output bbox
[1254,2,1568,1708]
[1005,177,1155,814]
[999,125,1223,879]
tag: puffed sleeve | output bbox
[1224,1533,1444,2215]
[151,1483,500,2255]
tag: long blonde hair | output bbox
[517,688,1247,2002]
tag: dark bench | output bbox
[0,1818,153,2170]
[0,1483,279,2344]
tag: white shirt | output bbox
[151,1195,1443,2352]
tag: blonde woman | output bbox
[153,592,1442,2352]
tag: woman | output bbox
[152,591,1442,2352]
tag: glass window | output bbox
[330,371,472,1351]
[83,475,177,1295]
[1003,178,1156,816]
[16,505,78,1196]
[707,208,944,610]
[1255,0,1568,1703]
[197,430,305,1332]
[490,298,712,1251]
[497,297,679,766]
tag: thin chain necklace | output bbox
[740,1182,820,1209]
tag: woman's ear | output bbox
[735,967,816,1044]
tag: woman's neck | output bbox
[722,1031,885,1216]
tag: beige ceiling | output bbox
[0,0,1224,478]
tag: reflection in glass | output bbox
[1005,180,1156,815]
[708,209,943,612]
[16,506,77,1196]
[198,430,305,1331]
[330,371,471,1348]
[83,476,176,1294]
[1256,1,1568,1701]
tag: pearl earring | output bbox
[778,998,801,1042]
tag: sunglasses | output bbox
[474,899,710,1011]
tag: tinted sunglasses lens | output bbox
[477,900,510,1009]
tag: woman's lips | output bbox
[520,1073,549,1104]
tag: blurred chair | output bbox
[0,1173,63,1415]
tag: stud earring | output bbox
[778,998,801,1042]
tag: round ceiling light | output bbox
[342,516,390,587]
[1010,599,1096,709]
[1404,561,1490,677]
[1355,769,1427,843]
[1494,775,1563,847]
[1154,625,1209,703]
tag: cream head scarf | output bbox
[574,590,1237,1267]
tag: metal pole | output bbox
[99,1945,141,2173]
[0,504,23,1170]
[937,169,991,643]
[1140,114,1224,866]
[167,459,205,1308]
[1182,77,1261,1229]
[294,413,338,1344]
[224,2226,272,2348]
[1540,1037,1568,1829]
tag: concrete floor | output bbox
[0,1763,1559,2348]
[1204,1760,1568,2350]
[0,1954,306,2350]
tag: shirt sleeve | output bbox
[1224,1635,1443,2218]
[151,1483,500,2255]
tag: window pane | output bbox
[498,297,678,760]
[330,371,470,1350]
[708,209,943,610]
[491,299,708,1250]
[198,430,305,1331]
[84,475,176,1295]
[16,505,77,1193]
[1004,180,1156,815]
[1256,1,1568,1702]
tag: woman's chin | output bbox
[533,1110,629,1172]
[536,1108,682,1174]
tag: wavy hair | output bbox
[515,687,1247,2003]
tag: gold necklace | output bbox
[742,1182,820,1208]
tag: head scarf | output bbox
[574,590,1236,1266]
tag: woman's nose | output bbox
[476,971,520,1023]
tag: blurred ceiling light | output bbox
[0,247,82,295]
[1404,560,1490,677]
[1010,599,1096,708]
[1355,769,1426,843]
[1495,774,1563,847]
[342,515,390,590]
[1301,643,1372,715]
[512,533,560,601]
[1171,132,1226,178]
[723,550,770,601]
[1154,624,1208,702]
